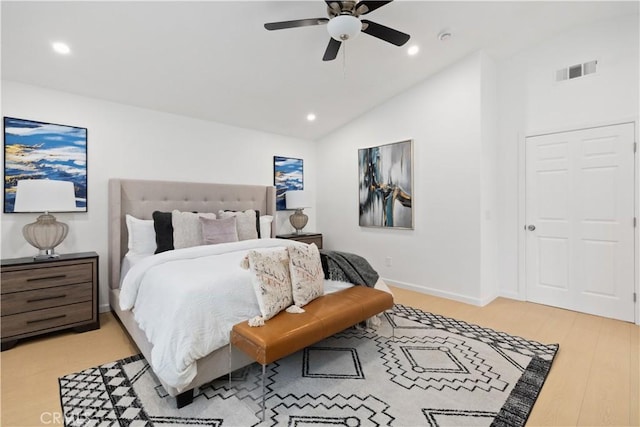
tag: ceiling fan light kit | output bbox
[327,15,361,41]
[264,0,410,61]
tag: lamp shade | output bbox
[14,179,77,212]
[285,190,309,210]
[327,15,361,41]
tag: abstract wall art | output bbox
[358,139,413,228]
[273,156,303,211]
[4,117,88,213]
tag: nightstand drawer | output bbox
[277,233,323,249]
[1,283,93,316]
[293,235,323,247]
[1,302,93,338]
[1,262,93,293]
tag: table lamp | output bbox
[285,190,309,235]
[13,179,77,259]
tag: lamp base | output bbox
[22,213,69,259]
[34,249,61,260]
[289,209,308,235]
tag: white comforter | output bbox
[119,238,305,392]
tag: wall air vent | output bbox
[556,60,598,82]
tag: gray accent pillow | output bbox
[200,216,239,245]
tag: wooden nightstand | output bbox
[1,252,99,351]
[277,233,323,249]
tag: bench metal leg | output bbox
[228,343,232,387]
[391,311,396,342]
[261,363,266,421]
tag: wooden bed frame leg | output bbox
[176,389,194,408]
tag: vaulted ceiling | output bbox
[2,1,637,140]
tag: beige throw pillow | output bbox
[246,249,292,320]
[172,210,216,249]
[217,209,259,240]
[288,243,324,307]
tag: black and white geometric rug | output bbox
[59,304,558,426]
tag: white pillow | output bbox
[125,215,156,255]
[259,215,274,239]
[200,216,239,245]
[288,243,324,307]
[217,209,258,240]
[245,249,293,321]
[172,210,216,249]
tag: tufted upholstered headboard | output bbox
[108,178,276,290]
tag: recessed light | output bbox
[52,42,71,55]
[306,113,316,122]
[407,45,419,56]
[438,31,452,42]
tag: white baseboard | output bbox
[383,278,496,307]
[99,303,111,313]
[479,293,498,307]
[499,289,522,301]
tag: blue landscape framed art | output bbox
[273,156,303,211]
[358,139,413,229]
[4,117,88,213]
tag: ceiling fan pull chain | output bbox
[342,43,347,79]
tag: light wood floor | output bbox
[1,287,638,426]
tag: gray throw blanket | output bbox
[319,250,379,287]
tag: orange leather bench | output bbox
[230,286,394,420]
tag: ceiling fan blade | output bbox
[361,19,410,46]
[323,38,342,61]
[264,18,329,31]
[325,1,342,14]
[355,1,393,16]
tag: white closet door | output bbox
[525,123,635,322]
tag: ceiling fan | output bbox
[264,0,411,61]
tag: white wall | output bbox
[316,12,638,307]
[496,13,639,299]
[317,52,499,305]
[1,81,318,312]
[480,53,499,305]
[3,13,635,314]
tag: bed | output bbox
[108,178,390,408]
[108,178,290,406]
